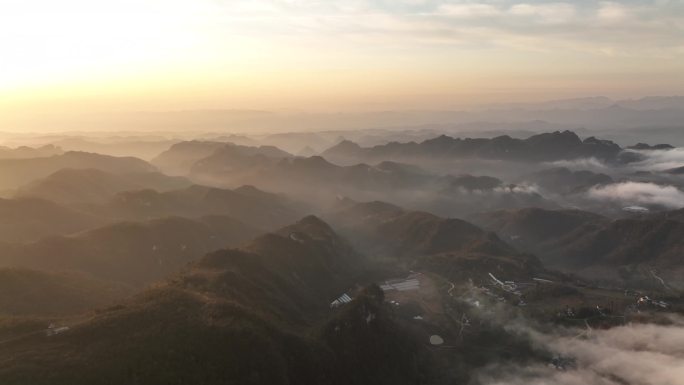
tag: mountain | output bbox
[103,184,305,230]
[205,134,260,147]
[471,207,684,289]
[615,96,684,111]
[327,201,541,282]
[190,149,555,217]
[152,141,292,176]
[0,198,105,243]
[469,208,608,255]
[322,131,623,165]
[544,217,684,271]
[0,215,263,287]
[0,217,435,385]
[16,168,192,204]
[0,213,587,384]
[0,151,155,190]
[664,166,684,175]
[50,137,180,160]
[259,132,333,153]
[627,143,675,151]
[151,141,226,175]
[0,268,131,317]
[190,151,434,192]
[440,174,503,191]
[188,142,294,185]
[0,144,62,159]
[485,96,684,112]
[520,167,613,195]
[485,96,616,111]
[296,146,318,157]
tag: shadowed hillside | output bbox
[0,152,155,190]
[0,216,263,286]
[0,216,438,385]
[0,198,106,243]
[0,268,131,317]
[16,168,191,204]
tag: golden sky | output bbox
[1,0,683,130]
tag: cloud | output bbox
[546,157,612,173]
[492,184,540,195]
[631,148,684,172]
[208,0,684,57]
[509,3,577,24]
[476,317,684,385]
[597,1,631,23]
[436,3,502,18]
[587,182,684,208]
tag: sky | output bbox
[0,0,683,130]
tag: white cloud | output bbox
[477,318,684,385]
[546,157,611,173]
[632,148,684,172]
[204,0,684,58]
[597,1,631,23]
[587,182,684,208]
[436,3,502,18]
[509,3,577,24]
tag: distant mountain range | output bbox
[16,168,191,204]
[519,167,614,195]
[11,96,683,134]
[0,151,155,190]
[0,144,62,160]
[152,141,293,176]
[322,131,624,165]
[483,96,684,111]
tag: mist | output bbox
[476,319,684,385]
[587,182,684,209]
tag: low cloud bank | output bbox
[547,157,611,173]
[544,148,684,175]
[587,182,684,209]
[476,318,684,385]
[632,148,684,172]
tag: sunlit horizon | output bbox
[1,0,684,131]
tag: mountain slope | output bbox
[151,141,227,175]
[0,268,131,317]
[0,152,155,190]
[472,207,684,289]
[0,145,62,160]
[0,217,434,385]
[0,198,105,243]
[152,141,292,176]
[103,184,305,230]
[0,215,263,286]
[327,201,540,281]
[469,208,609,255]
[16,168,191,204]
[520,167,613,195]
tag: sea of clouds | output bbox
[476,316,684,385]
